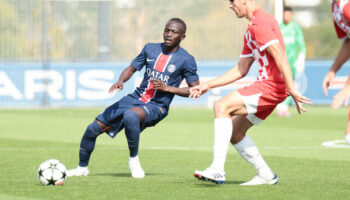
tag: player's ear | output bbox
[181,34,186,41]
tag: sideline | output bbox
[321,139,350,149]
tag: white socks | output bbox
[234,135,274,178]
[208,118,273,178]
[345,134,350,145]
[210,118,233,173]
[128,155,141,165]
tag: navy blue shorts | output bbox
[96,95,168,138]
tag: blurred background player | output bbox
[323,0,350,144]
[276,6,306,117]
[67,18,199,178]
[190,0,311,185]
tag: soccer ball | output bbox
[38,159,67,186]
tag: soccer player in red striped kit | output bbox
[323,0,350,144]
[190,0,311,185]
[67,18,199,178]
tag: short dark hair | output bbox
[284,6,293,12]
[169,18,187,34]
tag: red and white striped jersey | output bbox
[332,0,350,40]
[240,9,286,85]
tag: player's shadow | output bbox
[195,180,243,187]
[225,180,245,185]
[94,172,165,178]
[95,173,131,177]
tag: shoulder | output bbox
[144,43,162,51]
[176,47,195,60]
[252,10,276,29]
[291,21,301,29]
[255,9,274,22]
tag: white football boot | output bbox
[66,166,89,177]
[128,156,145,179]
[240,173,278,186]
[194,168,225,184]
[345,135,350,145]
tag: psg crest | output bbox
[167,64,176,73]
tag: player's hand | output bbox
[331,86,350,109]
[322,71,335,96]
[151,79,167,92]
[108,80,123,93]
[289,89,312,114]
[189,83,210,99]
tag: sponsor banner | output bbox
[0,61,348,107]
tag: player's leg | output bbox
[345,108,350,145]
[231,115,277,186]
[232,82,283,185]
[67,120,112,177]
[67,96,131,177]
[194,90,247,184]
[123,106,146,178]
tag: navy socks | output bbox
[78,110,141,167]
[79,120,102,167]
[123,110,141,157]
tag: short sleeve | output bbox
[333,19,347,40]
[240,34,253,58]
[343,3,350,23]
[130,44,147,71]
[183,56,199,84]
[253,21,279,51]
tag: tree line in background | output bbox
[0,0,340,62]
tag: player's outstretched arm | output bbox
[109,65,137,93]
[267,42,311,114]
[332,74,350,109]
[323,38,350,96]
[152,79,200,97]
[189,57,254,99]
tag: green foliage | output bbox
[304,22,341,59]
[303,0,341,58]
[0,0,345,61]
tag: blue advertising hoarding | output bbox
[0,61,349,107]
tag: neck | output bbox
[246,2,259,20]
[163,45,179,53]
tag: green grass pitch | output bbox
[0,106,349,200]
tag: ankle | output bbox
[78,166,88,170]
[129,155,139,163]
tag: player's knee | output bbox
[214,102,228,116]
[85,120,102,138]
[123,110,140,126]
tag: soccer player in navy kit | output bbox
[67,18,199,178]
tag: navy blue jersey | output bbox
[130,43,199,110]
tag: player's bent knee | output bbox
[123,110,140,126]
[83,120,103,140]
[214,102,229,117]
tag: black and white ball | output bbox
[38,159,66,186]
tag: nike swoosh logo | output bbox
[147,58,155,62]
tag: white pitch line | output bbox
[0,145,338,151]
[0,194,39,200]
[0,140,348,151]
[321,139,350,148]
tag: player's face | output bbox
[229,0,246,18]
[163,21,185,49]
[283,11,293,24]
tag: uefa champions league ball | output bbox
[38,159,67,186]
